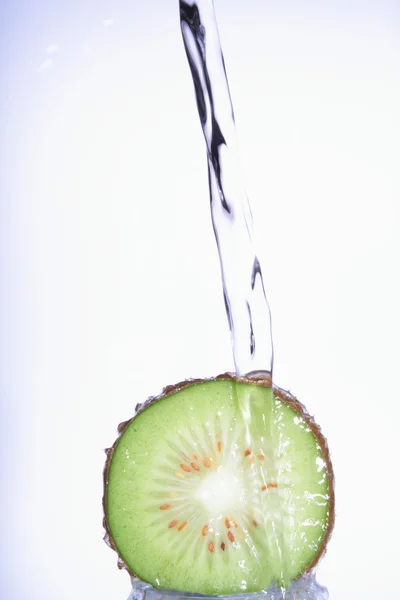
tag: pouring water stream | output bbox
[180,0,274,378]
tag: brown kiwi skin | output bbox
[102,372,335,584]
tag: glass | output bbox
[128,576,329,600]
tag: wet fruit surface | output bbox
[104,376,334,595]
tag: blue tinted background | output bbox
[1,1,399,599]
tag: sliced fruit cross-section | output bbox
[103,374,334,595]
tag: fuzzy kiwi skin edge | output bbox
[102,372,335,586]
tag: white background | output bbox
[1,1,399,599]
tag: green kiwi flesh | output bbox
[103,374,334,595]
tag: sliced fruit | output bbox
[103,373,334,595]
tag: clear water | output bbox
[129,1,330,598]
[180,0,273,378]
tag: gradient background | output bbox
[1,1,399,599]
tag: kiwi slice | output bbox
[103,373,334,595]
